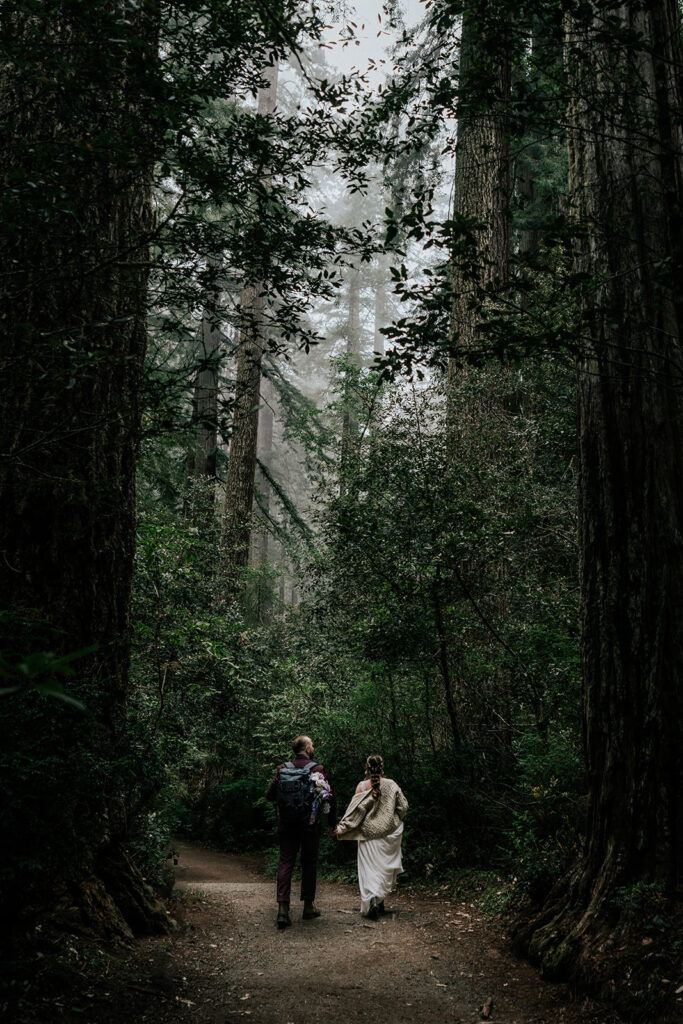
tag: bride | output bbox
[335,755,408,918]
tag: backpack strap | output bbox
[281,760,318,774]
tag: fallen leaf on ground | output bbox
[481,995,494,1019]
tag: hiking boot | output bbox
[276,902,291,929]
[302,900,321,919]
[366,899,380,920]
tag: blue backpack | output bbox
[276,761,317,823]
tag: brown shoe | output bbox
[302,900,321,919]
[276,902,291,929]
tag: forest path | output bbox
[101,840,614,1024]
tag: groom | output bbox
[265,735,337,929]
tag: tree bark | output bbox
[252,371,274,621]
[0,0,168,933]
[518,0,683,982]
[340,260,362,488]
[571,0,683,901]
[447,3,511,395]
[374,253,388,358]
[220,59,278,596]
[190,263,221,480]
[255,373,274,566]
[443,3,512,749]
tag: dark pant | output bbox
[276,821,320,903]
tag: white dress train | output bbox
[357,820,404,914]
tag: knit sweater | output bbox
[336,777,408,841]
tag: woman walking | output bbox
[336,755,408,918]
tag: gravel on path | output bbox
[101,839,618,1024]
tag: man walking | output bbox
[266,735,337,929]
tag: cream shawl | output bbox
[336,777,408,841]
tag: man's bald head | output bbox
[293,735,313,756]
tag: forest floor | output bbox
[10,840,631,1024]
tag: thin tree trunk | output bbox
[220,59,278,595]
[518,159,540,258]
[340,260,361,488]
[255,373,274,565]
[253,372,274,621]
[374,254,388,358]
[432,574,461,749]
[190,261,221,480]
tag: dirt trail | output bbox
[96,839,617,1024]
[64,840,619,1024]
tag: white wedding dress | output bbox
[357,819,404,914]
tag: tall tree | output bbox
[189,260,221,481]
[374,253,389,358]
[518,0,683,977]
[446,1,511,390]
[221,59,279,594]
[441,1,514,747]
[342,260,362,435]
[0,0,168,931]
[338,258,363,495]
[255,373,275,565]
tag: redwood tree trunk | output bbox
[570,0,683,902]
[518,0,683,981]
[447,3,511,390]
[443,4,512,747]
[221,59,279,594]
[0,0,167,932]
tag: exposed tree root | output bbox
[513,873,682,1022]
[40,845,174,945]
